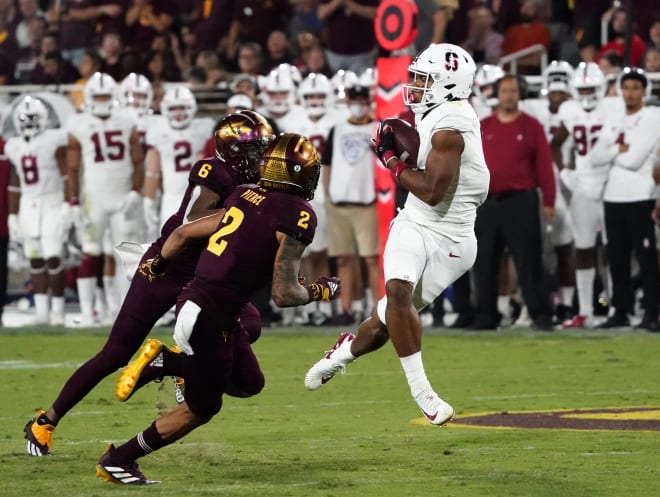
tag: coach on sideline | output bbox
[591,68,660,331]
[472,74,555,330]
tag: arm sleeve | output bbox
[615,114,660,171]
[590,121,619,167]
[322,126,335,165]
[532,118,556,207]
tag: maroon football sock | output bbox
[110,421,171,464]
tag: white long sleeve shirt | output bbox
[591,106,660,202]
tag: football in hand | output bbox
[382,117,420,166]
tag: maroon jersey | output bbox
[180,184,317,326]
[154,156,245,280]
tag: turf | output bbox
[1,326,659,497]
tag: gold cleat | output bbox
[116,339,164,401]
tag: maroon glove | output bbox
[305,276,341,302]
[138,254,169,282]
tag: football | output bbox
[383,117,420,166]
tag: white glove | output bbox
[7,213,21,243]
[70,204,86,231]
[121,190,142,220]
[58,203,72,235]
[143,196,160,234]
[173,300,201,356]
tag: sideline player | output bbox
[305,43,489,425]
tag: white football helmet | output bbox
[403,43,477,114]
[118,73,153,117]
[298,73,334,118]
[542,60,574,95]
[83,72,117,118]
[473,64,505,108]
[13,95,48,140]
[160,86,197,129]
[330,69,359,103]
[571,62,606,111]
[260,64,299,115]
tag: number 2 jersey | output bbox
[179,184,317,326]
[5,129,68,198]
[556,97,624,199]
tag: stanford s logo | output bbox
[445,52,459,72]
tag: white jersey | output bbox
[146,116,214,198]
[557,97,624,199]
[135,112,162,152]
[66,111,138,195]
[5,129,68,197]
[405,100,490,240]
[521,98,573,166]
[271,105,309,133]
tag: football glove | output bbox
[173,300,201,356]
[121,190,142,220]
[306,276,341,302]
[143,196,160,234]
[373,121,397,167]
[138,254,169,282]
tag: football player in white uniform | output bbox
[305,44,490,426]
[471,63,504,119]
[257,63,306,131]
[143,86,214,238]
[551,62,624,328]
[66,72,144,326]
[521,60,577,324]
[5,96,69,325]
[283,73,340,324]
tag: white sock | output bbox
[334,337,356,363]
[34,293,49,318]
[51,296,65,317]
[351,298,364,315]
[400,351,431,397]
[319,301,332,316]
[103,275,120,317]
[497,295,511,317]
[576,268,595,317]
[559,286,574,307]
[77,277,96,321]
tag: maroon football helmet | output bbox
[214,110,274,182]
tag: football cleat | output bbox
[24,409,55,456]
[116,339,182,402]
[304,332,355,390]
[96,444,160,485]
[562,315,587,329]
[415,390,455,426]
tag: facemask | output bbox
[348,103,369,119]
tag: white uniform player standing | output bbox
[143,86,213,238]
[305,44,489,426]
[6,96,69,325]
[552,62,624,328]
[283,72,340,324]
[66,72,144,326]
[257,63,307,132]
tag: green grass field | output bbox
[1,326,659,497]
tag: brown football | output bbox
[383,117,420,166]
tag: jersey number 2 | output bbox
[207,206,245,257]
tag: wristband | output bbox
[69,196,80,206]
[305,283,322,302]
[392,161,411,184]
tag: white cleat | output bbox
[304,332,355,390]
[416,390,455,426]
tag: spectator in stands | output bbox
[500,0,551,74]
[596,7,647,67]
[59,1,122,67]
[599,50,624,96]
[125,0,178,53]
[191,0,234,53]
[230,73,258,100]
[0,132,9,326]
[0,48,14,84]
[302,45,332,77]
[171,26,196,77]
[14,15,47,83]
[99,31,123,80]
[222,0,292,60]
[193,50,226,88]
[0,0,20,35]
[290,0,323,39]
[117,49,144,80]
[415,0,459,50]
[265,30,295,72]
[236,42,264,76]
[643,46,660,72]
[461,4,503,65]
[318,0,379,73]
[14,0,43,49]
[30,51,80,84]
[71,50,104,109]
[472,75,555,330]
[647,18,660,51]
